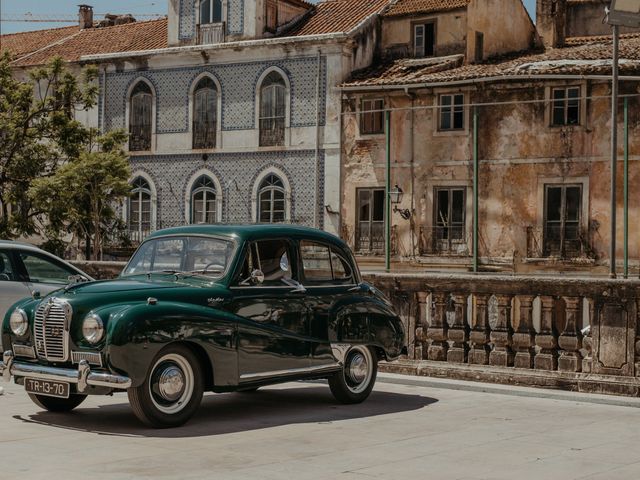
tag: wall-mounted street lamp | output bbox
[389,184,411,220]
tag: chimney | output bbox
[536,0,566,48]
[78,4,94,29]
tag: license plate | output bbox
[24,378,70,398]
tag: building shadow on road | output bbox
[13,383,437,438]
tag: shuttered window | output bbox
[129,82,152,152]
[259,72,286,147]
[193,77,217,149]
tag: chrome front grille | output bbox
[34,299,71,362]
[71,351,102,367]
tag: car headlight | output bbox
[82,313,104,344]
[9,308,29,337]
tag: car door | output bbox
[17,250,82,296]
[0,250,32,349]
[227,238,312,382]
[299,240,361,367]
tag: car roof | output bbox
[147,224,350,250]
[0,239,44,251]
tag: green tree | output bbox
[29,131,131,260]
[0,52,98,238]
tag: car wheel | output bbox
[329,345,377,404]
[128,345,204,428]
[28,393,87,412]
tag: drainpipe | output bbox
[404,87,416,259]
[314,50,322,229]
[385,109,391,272]
[610,25,619,279]
[473,106,479,273]
[624,96,629,278]
[101,66,107,136]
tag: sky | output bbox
[0,0,538,35]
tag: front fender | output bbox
[105,301,238,388]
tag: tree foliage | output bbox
[29,131,131,260]
[0,52,98,238]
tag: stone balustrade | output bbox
[363,272,640,396]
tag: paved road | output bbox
[1,375,640,480]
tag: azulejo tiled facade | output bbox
[129,150,324,229]
[179,0,245,40]
[102,56,327,134]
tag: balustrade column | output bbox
[582,298,594,373]
[427,292,449,361]
[469,294,491,365]
[414,291,430,360]
[558,296,583,372]
[534,296,558,370]
[447,294,470,363]
[489,294,514,367]
[513,295,536,369]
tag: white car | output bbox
[0,241,93,349]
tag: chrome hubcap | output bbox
[347,352,368,384]
[158,366,185,402]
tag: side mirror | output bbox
[250,269,265,286]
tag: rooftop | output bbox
[1,18,168,68]
[290,0,392,36]
[343,35,640,88]
[382,0,470,18]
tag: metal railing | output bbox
[526,226,594,259]
[198,23,225,45]
[419,225,470,256]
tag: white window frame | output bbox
[184,169,223,224]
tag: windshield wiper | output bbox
[145,270,181,280]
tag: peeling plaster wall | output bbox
[566,1,640,37]
[380,10,467,59]
[341,80,640,273]
[467,0,537,61]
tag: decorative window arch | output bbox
[252,168,291,223]
[128,80,154,152]
[191,175,218,224]
[128,175,156,242]
[184,169,223,224]
[192,76,218,149]
[200,0,222,24]
[258,70,287,147]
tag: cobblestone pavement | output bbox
[1,374,640,480]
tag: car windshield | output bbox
[122,235,235,278]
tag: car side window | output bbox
[301,241,354,285]
[19,252,75,285]
[0,251,15,281]
[239,239,292,286]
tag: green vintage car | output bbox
[0,225,405,428]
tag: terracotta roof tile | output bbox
[6,18,167,68]
[290,0,392,36]
[383,0,470,17]
[343,36,640,87]
[0,25,80,59]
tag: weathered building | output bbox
[76,0,391,243]
[340,0,640,274]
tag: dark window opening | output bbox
[200,0,222,24]
[439,94,465,131]
[543,184,582,257]
[356,188,385,253]
[414,22,435,57]
[129,81,152,151]
[552,87,580,126]
[193,77,217,149]
[474,31,484,63]
[434,187,466,253]
[259,71,286,146]
[360,99,384,135]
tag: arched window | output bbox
[200,0,222,24]
[129,177,152,241]
[258,174,286,223]
[129,81,153,151]
[193,77,217,149]
[259,71,286,147]
[191,175,217,224]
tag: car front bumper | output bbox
[0,351,132,392]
